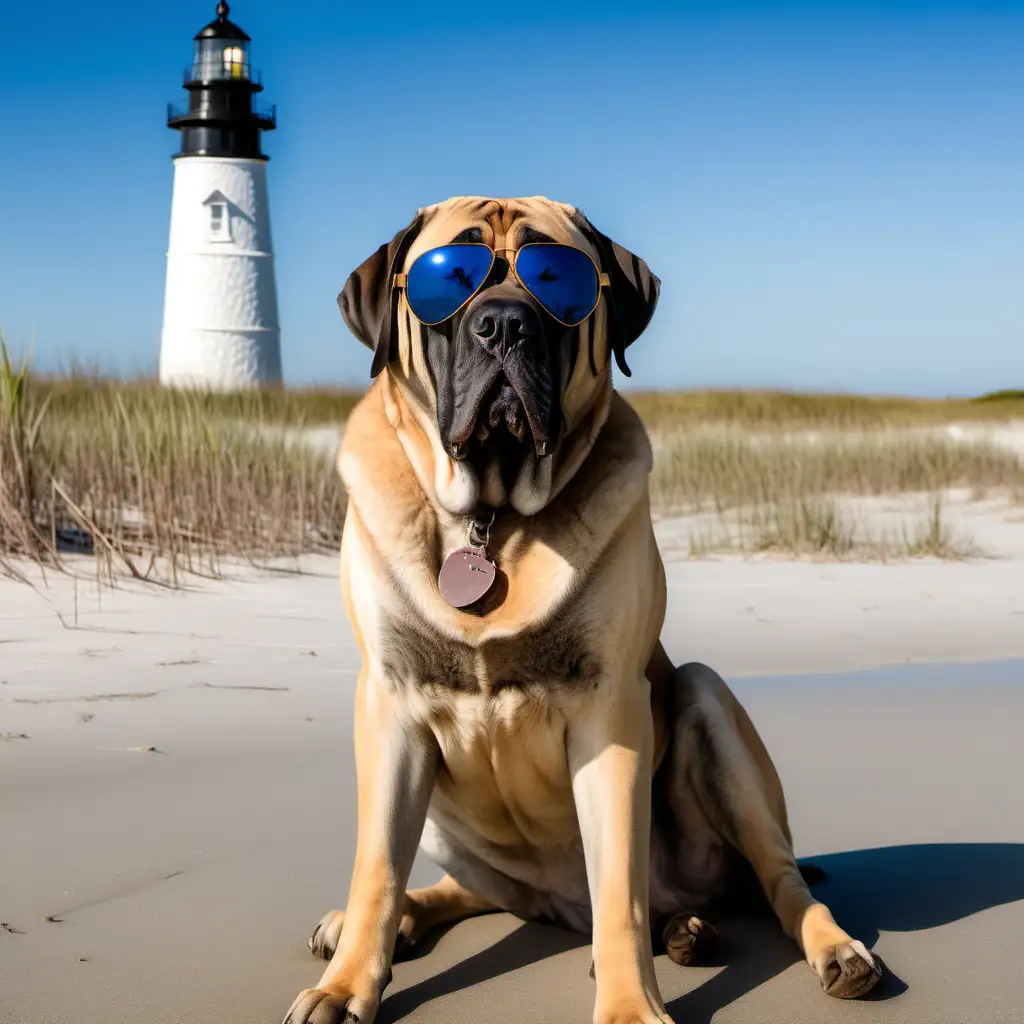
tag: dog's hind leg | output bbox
[308,873,498,961]
[668,662,882,999]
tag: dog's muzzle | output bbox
[444,289,561,463]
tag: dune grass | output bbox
[651,429,1022,559]
[27,373,1024,428]
[627,388,1024,431]
[650,430,1024,514]
[3,359,1023,580]
[1,350,346,583]
[32,373,363,426]
[683,494,978,561]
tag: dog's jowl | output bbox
[282,197,882,1024]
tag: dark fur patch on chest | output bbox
[380,610,601,699]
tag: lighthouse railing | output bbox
[166,100,276,128]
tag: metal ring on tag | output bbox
[467,509,495,550]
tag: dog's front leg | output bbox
[568,677,671,1024]
[283,670,439,1024]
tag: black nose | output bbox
[465,298,541,358]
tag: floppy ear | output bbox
[574,213,660,377]
[337,211,425,378]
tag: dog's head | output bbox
[339,196,659,516]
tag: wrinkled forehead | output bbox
[406,196,593,267]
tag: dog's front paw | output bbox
[812,939,882,999]
[283,986,377,1024]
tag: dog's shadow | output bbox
[377,843,1024,1023]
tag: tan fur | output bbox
[283,198,880,1024]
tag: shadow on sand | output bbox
[378,843,1024,1023]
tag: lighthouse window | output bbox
[223,46,245,78]
[209,202,231,241]
[193,38,251,82]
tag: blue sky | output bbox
[1,1,1021,395]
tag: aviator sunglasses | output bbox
[393,243,611,328]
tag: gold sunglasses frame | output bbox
[393,242,611,328]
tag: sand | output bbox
[3,545,1024,1024]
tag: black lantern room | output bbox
[167,2,276,160]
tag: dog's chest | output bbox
[379,607,601,702]
[379,609,601,847]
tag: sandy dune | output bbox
[2,554,1024,1023]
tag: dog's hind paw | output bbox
[813,940,883,999]
[663,913,718,966]
[309,910,345,960]
[307,906,420,963]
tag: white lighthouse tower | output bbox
[160,2,282,389]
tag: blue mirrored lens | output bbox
[406,245,494,324]
[515,245,599,325]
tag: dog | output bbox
[282,196,882,1024]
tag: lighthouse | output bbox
[160,2,282,389]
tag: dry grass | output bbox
[3,357,1023,579]
[33,372,362,426]
[651,430,1024,514]
[627,388,1024,431]
[654,428,1023,559]
[29,374,1024,429]
[1,348,346,584]
[684,494,978,561]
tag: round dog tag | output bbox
[439,546,496,608]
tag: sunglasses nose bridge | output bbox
[491,249,513,274]
[492,248,528,293]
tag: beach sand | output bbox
[2,549,1024,1023]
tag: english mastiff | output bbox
[283,196,882,1024]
